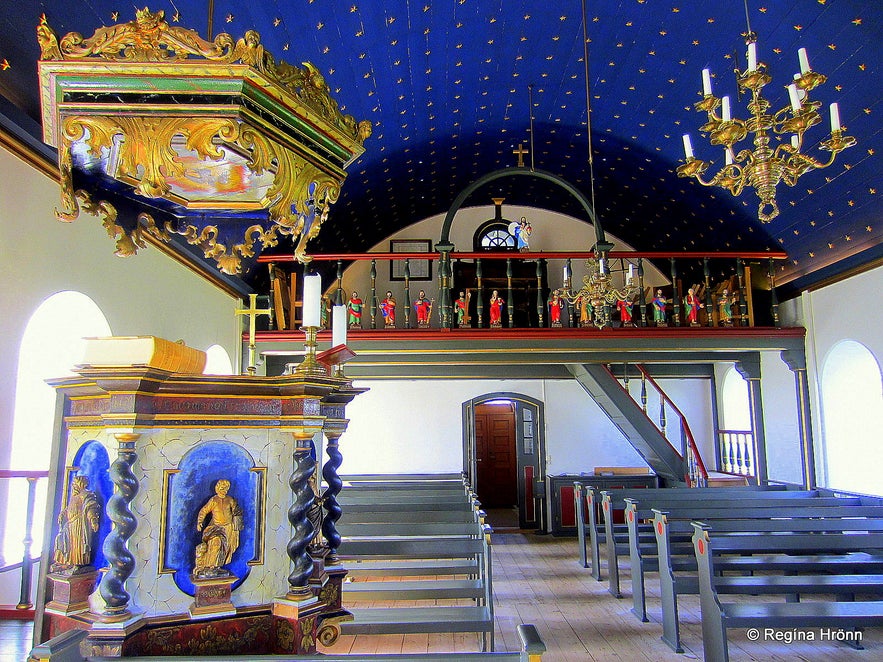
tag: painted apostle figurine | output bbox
[651,289,668,326]
[617,297,635,326]
[347,292,363,329]
[549,290,565,327]
[718,288,735,326]
[684,287,703,326]
[489,290,504,328]
[414,290,433,328]
[455,291,471,328]
[194,479,244,579]
[52,475,101,572]
[380,291,397,328]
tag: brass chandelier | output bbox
[677,6,856,223]
[564,258,640,330]
[37,8,371,274]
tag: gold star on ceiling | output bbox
[172,11,180,22]
[111,12,118,21]
[225,14,234,23]
[0,59,9,71]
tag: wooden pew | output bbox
[600,489,838,598]
[573,483,787,580]
[692,522,883,662]
[653,505,883,652]
[622,496,866,620]
[37,623,547,661]
[339,524,496,651]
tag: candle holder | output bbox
[294,326,327,376]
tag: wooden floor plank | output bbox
[318,532,883,660]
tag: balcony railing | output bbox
[717,429,755,478]
[258,250,787,331]
[0,469,48,611]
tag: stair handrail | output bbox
[631,366,709,487]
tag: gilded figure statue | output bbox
[52,475,101,573]
[193,479,244,579]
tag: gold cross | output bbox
[234,294,272,375]
[512,143,529,168]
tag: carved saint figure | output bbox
[380,291,397,328]
[489,290,505,328]
[684,287,703,325]
[617,298,635,326]
[575,293,593,327]
[414,290,433,328]
[347,292,363,329]
[194,479,243,578]
[549,290,564,327]
[718,288,735,326]
[53,475,101,571]
[651,289,668,325]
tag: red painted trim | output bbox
[0,607,34,619]
[259,250,789,263]
[254,326,805,343]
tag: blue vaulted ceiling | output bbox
[0,1,879,293]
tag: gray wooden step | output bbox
[343,501,475,513]
[338,537,484,559]
[344,578,484,600]
[338,522,484,537]
[341,606,493,635]
[339,493,472,505]
[340,510,480,524]
[344,558,480,577]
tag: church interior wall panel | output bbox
[760,353,804,486]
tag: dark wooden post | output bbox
[506,258,514,328]
[370,259,377,329]
[638,258,647,327]
[768,258,780,327]
[475,258,484,327]
[669,258,681,327]
[703,257,714,327]
[536,259,545,327]
[736,257,748,326]
[97,433,140,620]
[403,259,412,328]
[286,432,316,597]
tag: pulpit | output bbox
[35,336,364,657]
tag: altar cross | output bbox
[512,143,529,168]
[235,294,272,375]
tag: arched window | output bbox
[3,291,111,561]
[821,340,883,496]
[204,344,234,375]
[473,220,516,251]
[721,367,751,431]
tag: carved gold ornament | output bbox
[38,9,370,271]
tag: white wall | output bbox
[340,375,714,477]
[796,264,883,490]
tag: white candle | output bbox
[682,134,694,159]
[747,42,757,71]
[793,74,807,100]
[599,258,606,275]
[628,264,635,282]
[791,135,800,149]
[563,263,569,281]
[302,272,322,327]
[725,148,733,165]
[721,96,731,121]
[702,68,712,96]
[798,47,810,74]
[787,84,802,112]
[332,304,347,347]
[830,102,841,132]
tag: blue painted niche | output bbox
[68,440,113,570]
[162,441,264,596]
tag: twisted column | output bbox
[321,431,344,560]
[286,433,316,598]
[98,433,140,620]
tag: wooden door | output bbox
[475,402,517,508]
